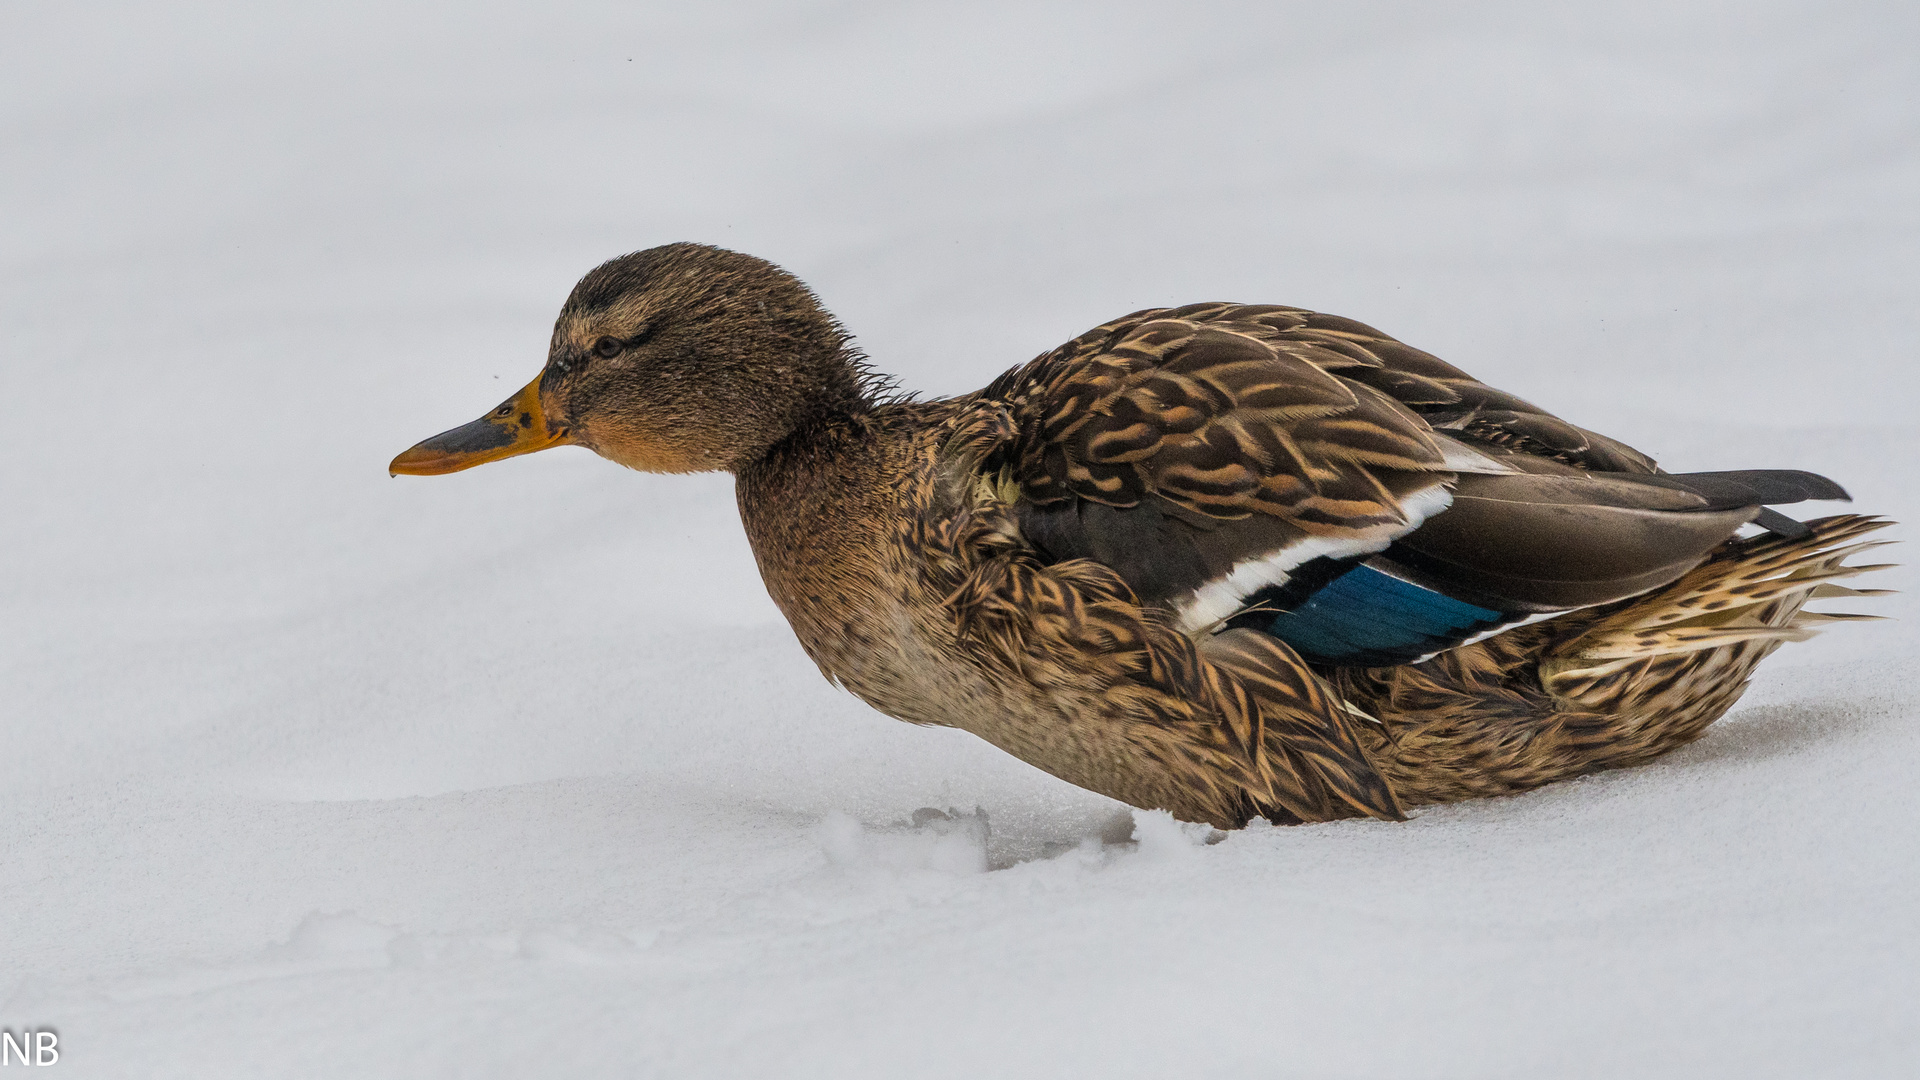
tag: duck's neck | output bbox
[735,405,880,521]
[811,355,876,418]
[734,406,900,659]
[731,395,961,722]
[716,347,875,471]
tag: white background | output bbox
[3,1,1916,1075]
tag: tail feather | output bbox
[1541,515,1894,708]
[1323,514,1892,809]
[1792,609,1889,625]
[1657,468,1851,508]
[1808,583,1896,600]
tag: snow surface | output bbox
[4,1,1918,1076]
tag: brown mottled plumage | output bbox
[392,244,1891,829]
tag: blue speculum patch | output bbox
[1244,563,1514,666]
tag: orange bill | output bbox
[389,375,571,476]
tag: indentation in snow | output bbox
[268,911,398,962]
[810,805,1225,881]
[814,807,992,875]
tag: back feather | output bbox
[953,302,1858,670]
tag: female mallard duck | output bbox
[392,243,1890,829]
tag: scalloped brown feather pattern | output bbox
[967,304,1655,551]
[908,479,1404,826]
[982,306,1452,529]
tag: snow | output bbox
[3,1,1917,1075]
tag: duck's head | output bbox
[391,243,866,477]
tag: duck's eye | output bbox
[593,336,623,359]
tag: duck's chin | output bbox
[584,429,728,475]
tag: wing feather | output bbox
[951,303,1664,623]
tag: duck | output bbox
[391,243,1891,829]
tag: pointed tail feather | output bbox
[1654,469,1851,509]
[1541,515,1894,709]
